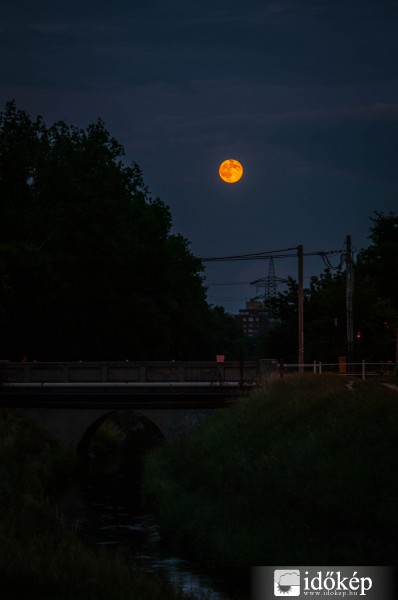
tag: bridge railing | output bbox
[0,360,279,387]
[2,360,394,388]
[279,361,397,380]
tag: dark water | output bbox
[62,472,242,599]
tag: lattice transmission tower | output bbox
[251,258,287,317]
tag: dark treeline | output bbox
[1,101,396,364]
[0,101,243,361]
[258,211,398,363]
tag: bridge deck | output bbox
[0,360,276,409]
[0,381,252,409]
[0,387,246,409]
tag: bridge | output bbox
[0,360,276,456]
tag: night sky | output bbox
[1,0,397,313]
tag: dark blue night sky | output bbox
[1,0,397,312]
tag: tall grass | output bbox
[0,408,194,600]
[143,375,398,568]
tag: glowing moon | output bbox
[219,159,243,183]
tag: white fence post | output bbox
[362,360,366,381]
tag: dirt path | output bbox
[381,383,398,391]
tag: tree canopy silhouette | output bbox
[258,212,398,363]
[0,101,242,361]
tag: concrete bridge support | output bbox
[1,360,277,456]
[19,406,219,456]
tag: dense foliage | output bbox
[1,101,394,363]
[0,101,242,361]
[0,408,194,599]
[259,212,398,363]
[144,376,398,568]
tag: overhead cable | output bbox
[200,246,298,261]
[201,248,341,262]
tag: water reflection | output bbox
[74,475,232,600]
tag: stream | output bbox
[61,471,244,600]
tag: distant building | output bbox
[235,299,269,338]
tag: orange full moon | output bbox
[219,159,243,183]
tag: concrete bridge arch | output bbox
[19,406,219,458]
[1,360,277,456]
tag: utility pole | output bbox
[345,235,354,368]
[298,244,304,373]
[395,328,398,377]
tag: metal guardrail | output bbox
[0,360,262,385]
[279,361,397,380]
[1,360,395,387]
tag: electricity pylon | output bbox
[251,258,287,317]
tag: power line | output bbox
[200,246,297,261]
[206,281,253,286]
[201,247,342,262]
[203,242,345,370]
[206,275,322,285]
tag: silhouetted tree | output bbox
[257,277,304,363]
[353,212,398,361]
[258,212,398,363]
[0,101,239,360]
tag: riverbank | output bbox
[0,408,194,600]
[143,375,398,573]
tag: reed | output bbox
[0,408,194,600]
[143,375,398,568]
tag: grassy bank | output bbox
[143,375,398,569]
[0,408,193,600]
